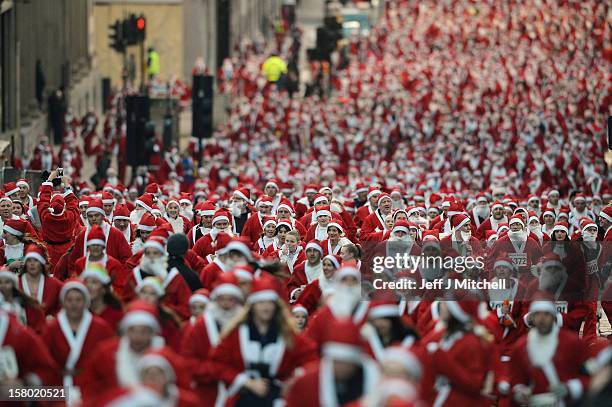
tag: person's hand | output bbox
[47,170,57,181]
[513,384,532,405]
[282,247,289,256]
[7,260,23,271]
[549,383,568,399]
[245,378,269,397]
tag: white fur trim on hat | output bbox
[142,240,165,253]
[369,304,399,319]
[599,211,612,223]
[80,268,111,285]
[87,239,106,247]
[508,217,524,227]
[292,305,308,315]
[137,354,175,381]
[528,300,556,315]
[114,215,130,221]
[211,283,244,300]
[305,241,323,254]
[445,301,470,323]
[276,204,293,213]
[135,199,153,212]
[24,251,46,265]
[335,266,360,281]
[233,190,252,204]
[317,210,331,218]
[262,218,277,229]
[540,259,564,270]
[5,187,19,196]
[86,206,106,216]
[322,342,362,364]
[137,224,156,232]
[2,225,23,237]
[323,255,340,269]
[221,241,253,261]
[60,281,91,307]
[392,226,409,234]
[574,196,586,202]
[313,196,328,205]
[552,224,569,235]
[0,270,18,285]
[367,189,381,200]
[247,289,279,304]
[189,293,209,305]
[491,203,504,210]
[380,348,422,379]
[199,209,215,216]
[494,259,514,270]
[120,311,160,333]
[16,180,28,188]
[137,278,165,297]
[327,222,344,233]
[212,215,230,224]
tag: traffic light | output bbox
[123,14,146,45]
[136,15,146,42]
[108,20,125,52]
[192,75,214,140]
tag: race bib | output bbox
[555,301,568,314]
[0,347,18,380]
[509,252,528,267]
[528,392,560,407]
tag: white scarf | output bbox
[304,261,323,284]
[4,243,24,262]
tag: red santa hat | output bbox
[551,222,569,235]
[247,275,280,304]
[120,300,160,333]
[493,254,515,270]
[79,196,90,208]
[210,272,244,301]
[178,193,192,206]
[16,179,29,189]
[326,221,344,234]
[276,199,294,214]
[212,210,230,225]
[113,205,131,221]
[86,225,106,247]
[135,193,155,212]
[137,213,157,232]
[232,265,254,282]
[220,238,254,261]
[313,194,328,205]
[261,216,277,229]
[3,219,26,237]
[486,230,498,244]
[368,300,400,319]
[367,186,382,200]
[233,187,252,204]
[137,350,176,382]
[319,186,333,195]
[321,319,364,363]
[573,193,586,203]
[276,220,293,230]
[580,218,598,234]
[0,268,18,285]
[291,304,308,316]
[335,261,360,281]
[145,183,160,194]
[391,219,411,235]
[490,201,504,211]
[195,201,216,217]
[49,194,66,216]
[101,191,115,206]
[142,236,166,254]
[354,183,368,195]
[508,215,525,228]
[450,213,470,230]
[304,184,319,194]
[265,179,279,190]
[539,252,564,270]
[323,254,342,270]
[165,197,180,209]
[3,182,19,197]
[305,240,324,254]
[316,205,332,218]
[60,279,91,307]
[24,245,46,265]
[377,193,392,205]
[379,347,422,380]
[599,206,612,223]
[189,288,210,306]
[86,199,105,216]
[445,299,481,323]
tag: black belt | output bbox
[46,239,72,246]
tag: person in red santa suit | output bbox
[568,193,595,234]
[287,240,324,302]
[0,309,60,387]
[228,187,254,235]
[81,264,125,331]
[193,210,235,260]
[241,196,274,244]
[298,194,330,227]
[306,206,337,242]
[43,279,115,400]
[354,186,381,229]
[15,179,36,209]
[18,245,63,316]
[304,262,369,352]
[294,183,319,219]
[36,171,80,270]
[253,216,278,254]
[541,209,557,238]
[275,200,307,238]
[80,300,174,402]
[180,274,245,406]
[187,201,216,247]
[209,274,317,406]
[487,215,542,283]
[70,198,132,273]
[360,193,394,239]
[183,288,209,327]
[321,220,352,256]
[128,237,192,320]
[0,269,45,334]
[440,213,484,259]
[197,234,234,288]
[296,254,341,315]
[598,206,612,241]
[101,191,116,221]
[476,201,508,240]
[164,197,192,234]
[130,193,156,225]
[113,204,135,244]
[263,179,282,211]
[511,298,590,406]
[470,194,491,230]
[131,212,157,255]
[277,229,306,275]
[527,211,549,246]
[286,318,380,407]
[0,218,29,269]
[73,224,128,294]
[422,299,496,407]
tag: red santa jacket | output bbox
[286,260,322,300]
[180,310,225,407]
[360,210,389,239]
[0,311,60,385]
[209,322,317,406]
[510,327,590,404]
[43,310,115,388]
[240,212,262,244]
[199,258,229,290]
[304,302,370,353]
[487,235,542,281]
[19,273,63,316]
[354,204,373,228]
[70,223,132,273]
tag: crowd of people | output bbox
[1,0,611,406]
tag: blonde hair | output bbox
[286,229,301,242]
[221,299,298,348]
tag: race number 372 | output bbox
[1,386,68,401]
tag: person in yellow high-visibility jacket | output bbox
[262,53,288,83]
[147,47,160,80]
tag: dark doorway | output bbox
[216,0,231,69]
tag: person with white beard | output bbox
[390,188,406,210]
[511,298,589,407]
[130,193,156,225]
[180,272,244,407]
[296,254,341,314]
[228,187,252,235]
[178,194,194,223]
[568,194,595,233]
[470,195,490,229]
[441,214,483,258]
[528,212,548,246]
